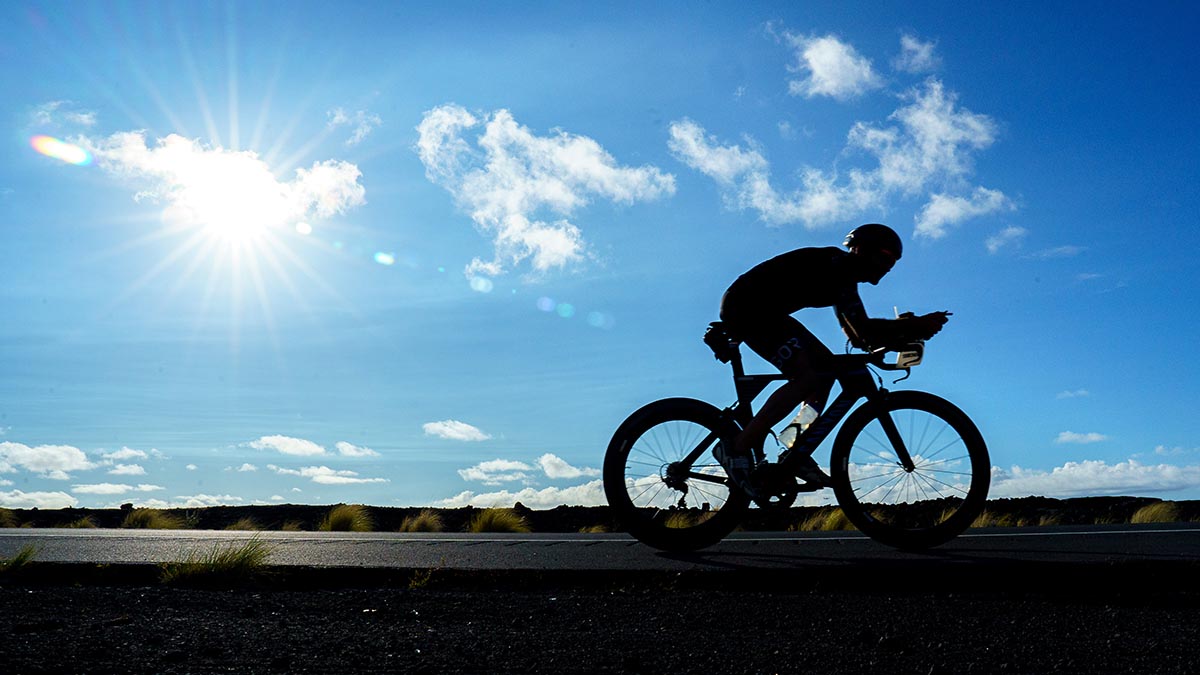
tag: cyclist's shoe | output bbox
[713,440,760,499]
[793,454,832,488]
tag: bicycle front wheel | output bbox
[830,390,990,550]
[603,398,750,551]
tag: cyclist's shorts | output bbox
[720,312,835,378]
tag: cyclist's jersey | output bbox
[720,246,870,347]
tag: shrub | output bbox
[225,517,261,531]
[122,508,187,530]
[467,508,531,533]
[160,538,274,585]
[1131,501,1182,524]
[319,504,373,532]
[0,509,20,528]
[399,509,445,533]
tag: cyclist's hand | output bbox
[911,311,951,339]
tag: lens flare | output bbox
[30,135,92,166]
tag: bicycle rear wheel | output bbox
[830,390,989,549]
[603,398,750,551]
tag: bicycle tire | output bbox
[830,390,989,550]
[603,397,750,551]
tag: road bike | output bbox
[603,321,990,551]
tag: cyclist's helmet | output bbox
[843,223,902,259]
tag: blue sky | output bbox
[3,1,1199,510]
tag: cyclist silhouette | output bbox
[714,223,950,498]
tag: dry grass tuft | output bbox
[970,510,1016,528]
[225,517,262,531]
[60,516,98,528]
[160,538,274,585]
[1130,501,1183,524]
[122,508,187,530]
[0,545,40,573]
[578,524,610,534]
[399,509,445,533]
[467,508,532,533]
[319,504,374,532]
[793,507,856,532]
[0,509,19,528]
[281,521,305,531]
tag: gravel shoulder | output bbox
[3,579,1198,675]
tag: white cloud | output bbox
[176,494,245,507]
[437,479,606,508]
[986,226,1028,254]
[236,463,258,472]
[249,435,327,456]
[268,465,388,485]
[81,131,365,237]
[458,459,533,485]
[991,459,1200,498]
[335,441,380,457]
[108,463,146,476]
[185,464,198,471]
[423,420,492,442]
[32,100,98,128]
[415,105,675,276]
[0,489,78,509]
[537,453,600,480]
[915,188,1014,239]
[786,34,882,100]
[670,79,1009,234]
[0,441,97,479]
[104,447,148,461]
[327,107,382,146]
[1026,245,1085,259]
[1056,431,1109,444]
[894,34,940,74]
[1056,389,1091,399]
[73,483,136,495]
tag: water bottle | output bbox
[778,403,819,449]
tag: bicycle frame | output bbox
[677,344,917,488]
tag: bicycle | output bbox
[602,321,990,551]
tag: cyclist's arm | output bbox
[835,290,949,349]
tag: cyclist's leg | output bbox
[730,317,834,454]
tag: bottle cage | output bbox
[703,322,739,363]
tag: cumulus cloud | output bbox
[916,188,1014,239]
[991,459,1200,498]
[250,435,327,456]
[108,463,146,476]
[236,463,258,472]
[1026,245,1085,260]
[785,34,882,100]
[1056,431,1109,444]
[986,226,1028,254]
[327,107,382,146]
[423,420,491,442]
[80,131,365,236]
[335,441,380,457]
[415,105,675,277]
[104,447,149,461]
[893,34,941,74]
[437,479,606,508]
[0,489,78,509]
[537,453,600,480]
[1056,389,1091,400]
[0,441,97,479]
[458,459,533,485]
[267,465,388,485]
[670,79,1009,234]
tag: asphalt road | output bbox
[3,523,1199,581]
